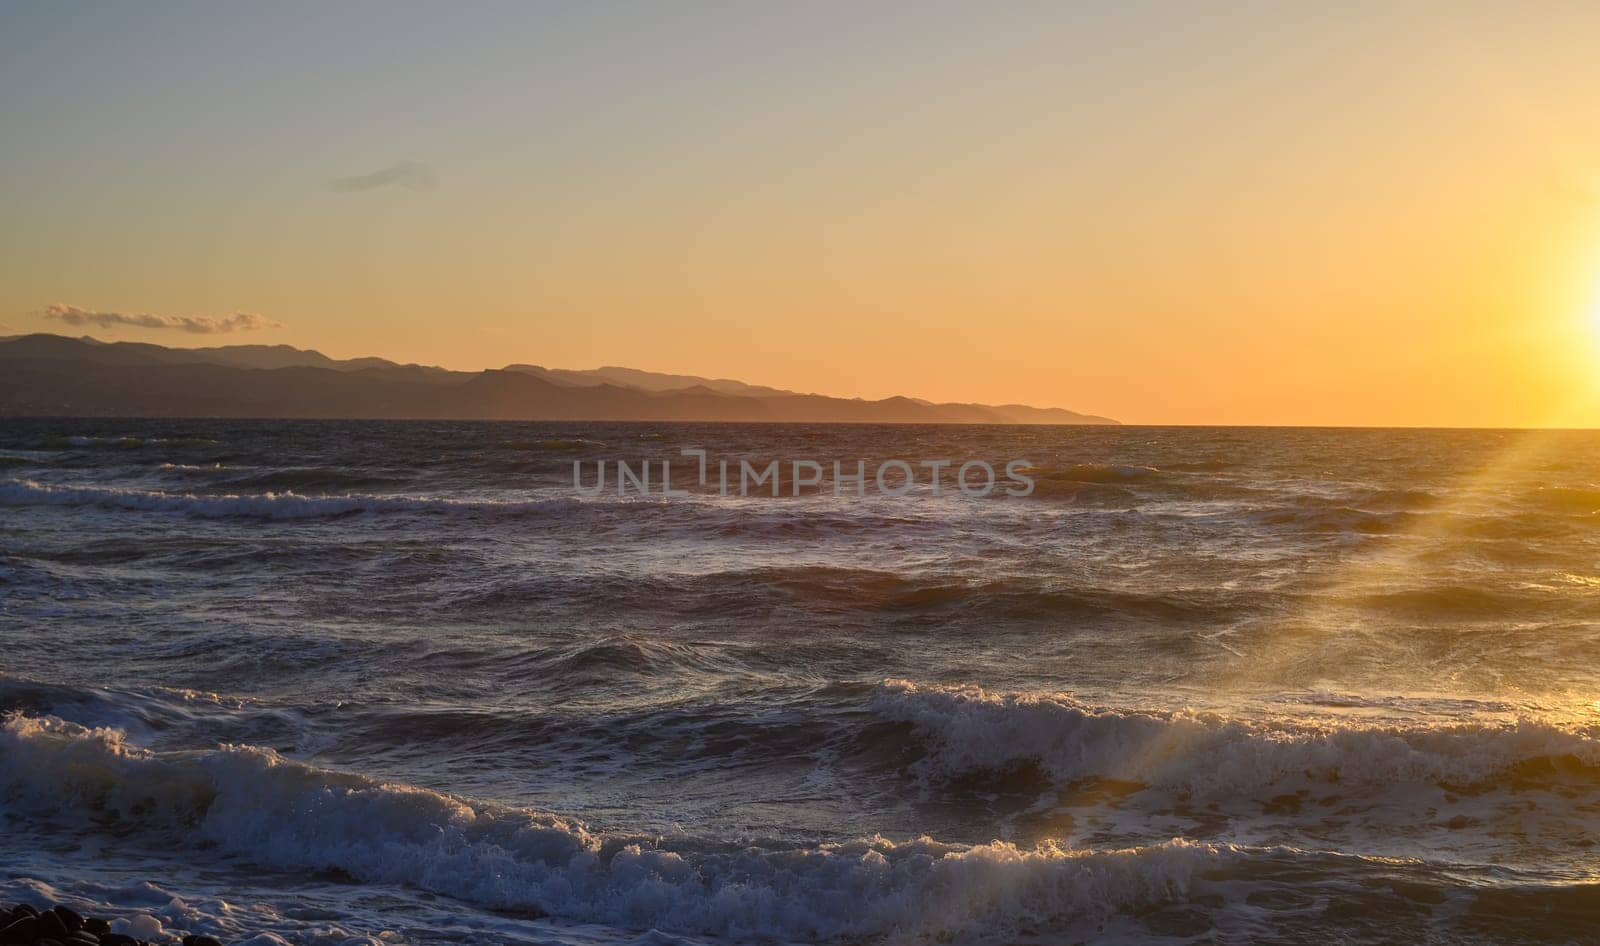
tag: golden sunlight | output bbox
[1589,277,1600,350]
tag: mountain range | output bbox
[0,334,1116,424]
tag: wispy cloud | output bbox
[331,160,436,193]
[44,304,282,335]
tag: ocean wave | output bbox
[1528,485,1600,515]
[53,435,220,449]
[501,438,607,452]
[1351,585,1571,620]
[1351,487,1444,510]
[1246,505,1418,534]
[1004,463,1162,504]
[872,680,1600,797]
[1023,463,1162,485]
[447,566,1268,627]
[866,580,1261,623]
[0,675,327,760]
[0,479,575,521]
[537,635,728,679]
[0,714,1218,941]
[218,468,409,492]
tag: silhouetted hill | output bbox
[503,363,797,398]
[0,334,1117,424]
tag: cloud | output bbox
[44,304,282,335]
[331,160,436,193]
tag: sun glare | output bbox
[1587,295,1600,363]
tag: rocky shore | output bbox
[1,903,224,946]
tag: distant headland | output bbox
[0,334,1117,425]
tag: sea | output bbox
[1,419,1598,945]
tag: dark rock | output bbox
[0,915,37,944]
[54,906,85,933]
[37,908,71,942]
[8,904,36,918]
[38,939,65,946]
[83,919,111,936]
[70,932,101,946]
[98,935,138,946]
[182,937,224,946]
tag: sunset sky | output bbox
[4,2,1600,426]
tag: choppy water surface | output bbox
[2,420,1599,945]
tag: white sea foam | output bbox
[0,875,394,946]
[872,680,1600,795]
[0,479,574,521]
[0,714,1221,941]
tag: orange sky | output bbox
[4,4,1600,426]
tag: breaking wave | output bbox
[872,680,1600,796]
[0,479,575,521]
[0,714,1218,941]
